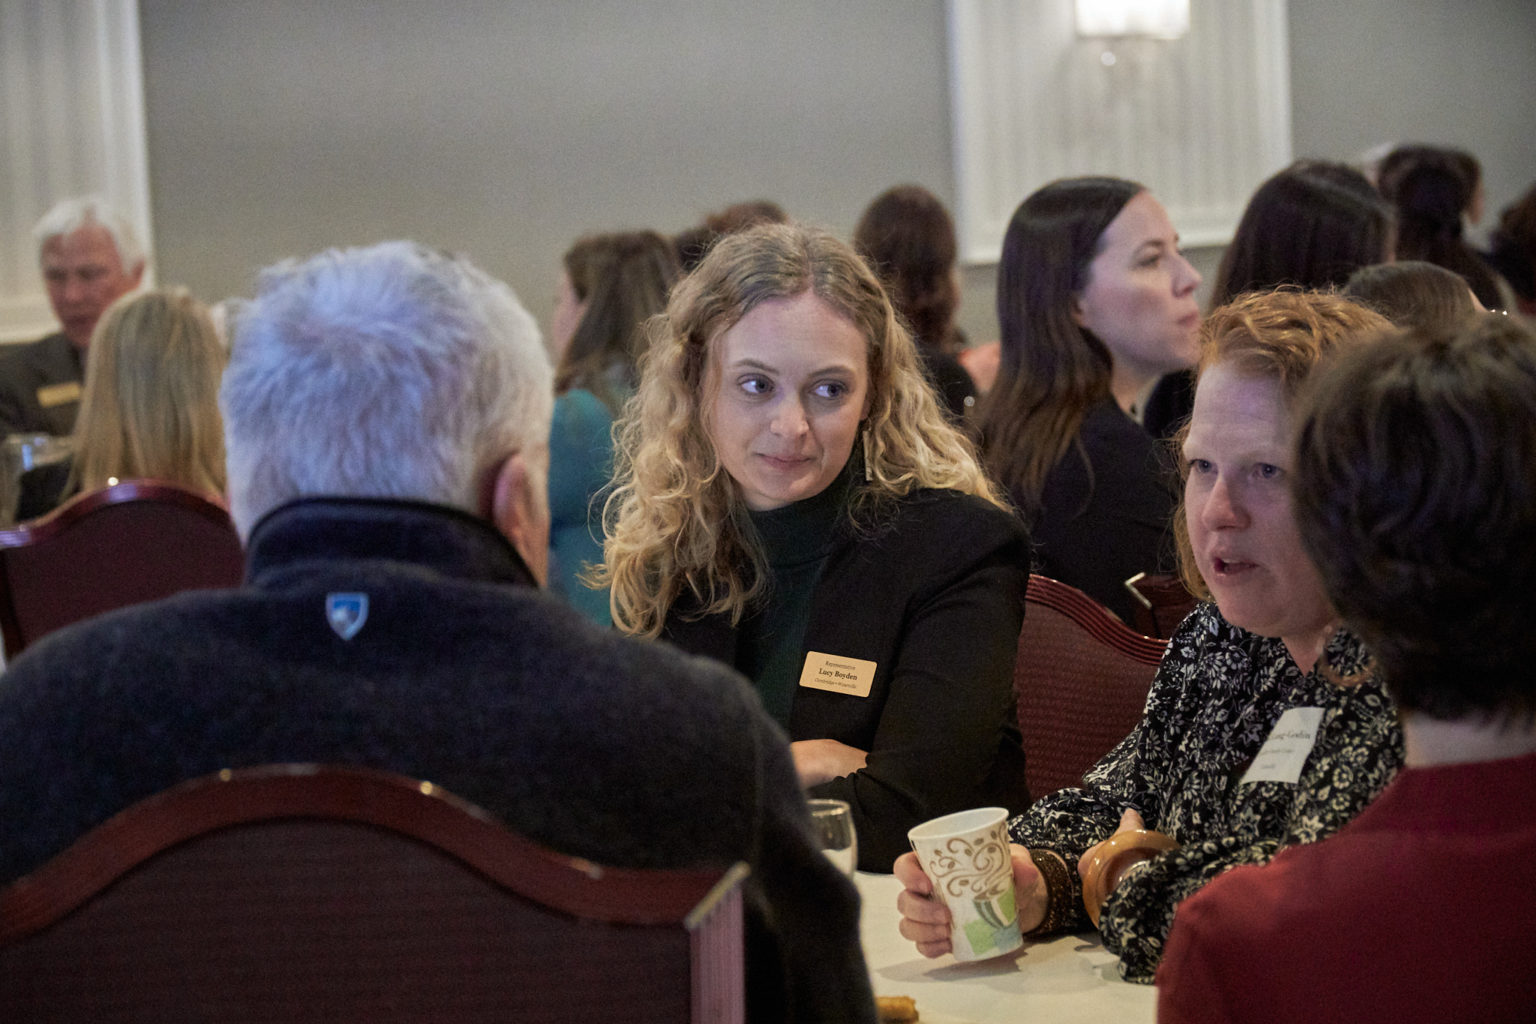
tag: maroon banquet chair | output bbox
[0,478,245,660]
[1016,574,1169,801]
[1123,570,1199,640]
[0,764,748,1024]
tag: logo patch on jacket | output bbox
[326,592,369,640]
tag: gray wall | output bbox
[138,0,1536,348]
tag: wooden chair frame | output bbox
[1123,569,1200,640]
[1016,574,1168,800]
[1029,574,1169,662]
[0,764,747,1023]
[0,478,244,658]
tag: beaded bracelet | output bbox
[1022,848,1075,938]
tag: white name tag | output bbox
[1240,707,1325,786]
[798,651,877,698]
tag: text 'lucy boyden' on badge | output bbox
[1239,706,1325,786]
[799,651,877,698]
[326,592,369,640]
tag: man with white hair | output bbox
[0,242,875,1023]
[0,196,146,435]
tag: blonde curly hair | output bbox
[598,222,1004,638]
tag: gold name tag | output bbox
[36,381,81,408]
[798,651,877,698]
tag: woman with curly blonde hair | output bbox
[599,222,1030,870]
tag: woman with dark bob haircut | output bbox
[1160,312,1536,1023]
[1212,160,1394,306]
[976,176,1202,622]
[1144,161,1395,439]
[600,222,1030,869]
[1485,180,1536,314]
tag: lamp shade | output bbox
[1074,0,1190,39]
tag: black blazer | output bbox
[1029,399,1179,624]
[0,333,83,437]
[664,489,1031,870]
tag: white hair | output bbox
[220,241,553,536]
[32,195,146,272]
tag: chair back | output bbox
[1016,574,1168,800]
[1123,570,1199,639]
[0,479,244,659]
[0,765,746,1024]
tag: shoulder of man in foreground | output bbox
[0,574,876,1022]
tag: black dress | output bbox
[1024,399,1178,624]
[918,345,978,422]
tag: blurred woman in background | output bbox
[1484,181,1536,317]
[1343,260,1482,330]
[547,230,679,625]
[1143,160,1395,439]
[19,287,226,519]
[854,185,976,420]
[1376,144,1505,311]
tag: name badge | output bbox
[36,381,81,408]
[1240,707,1325,786]
[798,651,877,698]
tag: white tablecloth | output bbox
[855,871,1157,1024]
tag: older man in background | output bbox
[0,197,146,436]
[0,241,874,1023]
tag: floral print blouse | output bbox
[1009,602,1404,982]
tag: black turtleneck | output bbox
[736,472,849,727]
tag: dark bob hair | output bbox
[1292,312,1536,725]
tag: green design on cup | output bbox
[976,886,1016,930]
[962,888,1018,953]
[963,916,999,953]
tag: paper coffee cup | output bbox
[908,807,1022,962]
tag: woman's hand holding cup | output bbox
[894,842,1049,958]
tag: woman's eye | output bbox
[739,376,772,396]
[813,380,849,400]
[1186,458,1213,475]
[1256,463,1283,480]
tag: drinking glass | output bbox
[807,798,857,877]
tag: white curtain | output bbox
[946,0,1291,263]
[1,0,154,343]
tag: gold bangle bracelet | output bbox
[1079,829,1180,928]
